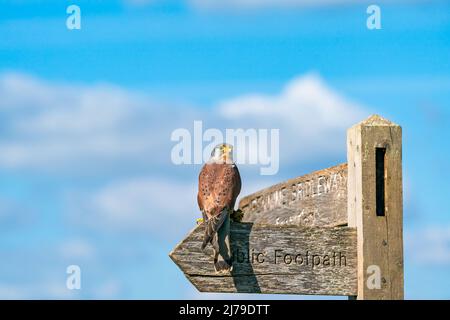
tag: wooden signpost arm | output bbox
[347,115,404,300]
[170,114,404,300]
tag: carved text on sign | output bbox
[239,164,348,227]
[233,247,348,269]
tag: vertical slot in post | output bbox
[376,147,386,216]
[347,115,403,299]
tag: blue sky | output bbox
[0,0,449,299]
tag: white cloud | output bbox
[188,0,420,10]
[218,73,368,162]
[0,196,35,229]
[0,72,172,172]
[406,226,450,266]
[0,283,74,300]
[0,69,377,298]
[189,0,356,10]
[0,279,123,299]
[91,280,123,299]
[70,178,199,237]
[71,175,283,237]
[220,73,363,123]
[0,236,127,299]
[0,71,367,172]
[124,0,156,6]
[59,239,96,260]
[0,71,369,236]
[123,0,423,10]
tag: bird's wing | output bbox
[232,164,242,207]
[198,163,242,216]
[199,163,242,250]
[198,163,218,217]
[210,164,241,217]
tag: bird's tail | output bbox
[201,208,228,250]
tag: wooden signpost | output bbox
[239,163,348,228]
[170,115,404,300]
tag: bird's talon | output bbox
[230,209,244,222]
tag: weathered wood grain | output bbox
[170,222,357,296]
[169,114,405,300]
[347,114,404,300]
[239,164,348,228]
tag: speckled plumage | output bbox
[197,161,241,272]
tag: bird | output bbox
[197,143,242,273]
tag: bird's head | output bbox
[210,143,234,164]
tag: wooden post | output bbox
[347,115,404,300]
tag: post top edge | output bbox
[350,114,401,129]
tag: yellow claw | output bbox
[196,218,204,225]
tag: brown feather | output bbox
[198,162,241,219]
[198,162,241,254]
